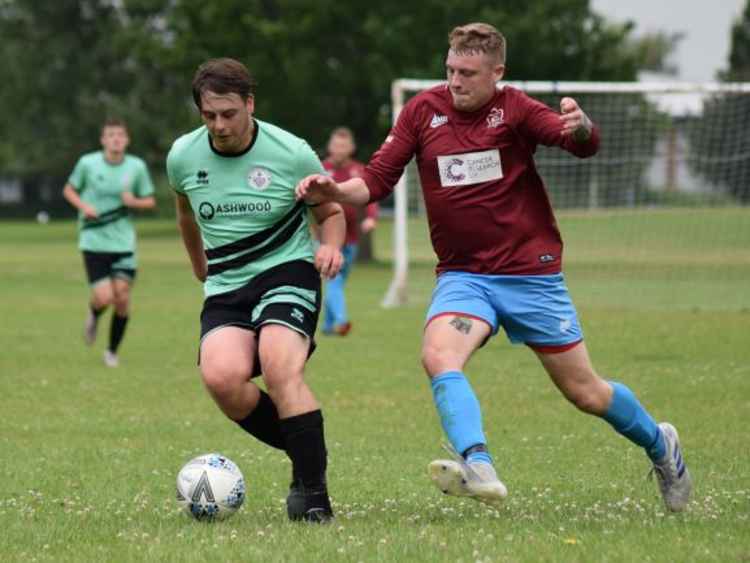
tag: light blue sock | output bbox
[430,371,492,465]
[603,381,665,462]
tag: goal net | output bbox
[381,80,750,310]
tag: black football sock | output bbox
[90,304,106,318]
[280,409,328,490]
[236,390,286,450]
[108,313,129,353]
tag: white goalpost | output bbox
[381,79,750,308]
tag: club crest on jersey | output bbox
[430,113,449,128]
[247,167,272,190]
[486,107,504,128]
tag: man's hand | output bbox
[295,174,341,205]
[360,217,377,234]
[193,262,208,282]
[81,204,98,219]
[315,243,343,279]
[121,191,137,207]
[560,97,593,142]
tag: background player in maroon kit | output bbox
[297,23,691,511]
[321,127,379,335]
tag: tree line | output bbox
[1,0,747,214]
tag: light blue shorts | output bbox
[425,271,583,351]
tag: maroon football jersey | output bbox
[361,84,599,275]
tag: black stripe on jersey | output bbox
[206,205,306,277]
[81,206,130,230]
[205,201,305,260]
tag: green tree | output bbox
[721,0,750,81]
[687,0,750,203]
[0,0,665,217]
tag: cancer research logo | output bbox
[247,167,272,190]
[436,149,503,188]
[430,113,449,128]
[444,158,466,182]
[486,107,504,128]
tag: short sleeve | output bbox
[67,157,87,192]
[134,161,155,197]
[166,146,183,194]
[295,140,326,180]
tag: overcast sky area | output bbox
[591,0,746,81]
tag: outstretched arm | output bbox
[310,202,345,279]
[517,92,599,157]
[175,193,207,282]
[296,174,371,207]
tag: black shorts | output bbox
[199,260,321,377]
[82,251,136,286]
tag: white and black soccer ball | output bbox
[176,453,245,521]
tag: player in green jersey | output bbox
[167,58,346,523]
[62,118,156,368]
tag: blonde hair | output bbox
[448,23,506,64]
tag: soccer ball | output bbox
[176,453,245,521]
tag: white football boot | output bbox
[428,445,507,507]
[103,350,119,368]
[650,422,692,512]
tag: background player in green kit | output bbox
[62,118,156,368]
[167,58,346,522]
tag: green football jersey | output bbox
[67,151,155,254]
[166,120,323,297]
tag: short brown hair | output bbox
[102,117,127,132]
[192,58,257,109]
[449,23,506,64]
[330,126,356,144]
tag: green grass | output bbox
[1,208,749,562]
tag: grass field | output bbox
[1,208,749,562]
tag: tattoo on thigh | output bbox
[449,316,472,335]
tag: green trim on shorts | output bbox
[251,294,316,324]
[262,285,318,308]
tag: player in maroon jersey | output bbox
[321,127,379,336]
[296,23,691,511]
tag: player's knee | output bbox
[421,344,458,377]
[265,374,304,406]
[201,363,249,400]
[114,295,130,313]
[92,287,113,308]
